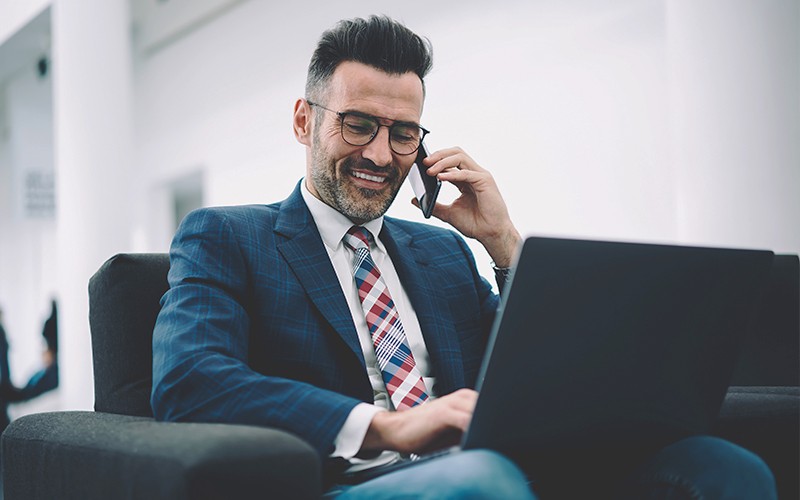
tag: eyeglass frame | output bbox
[306,100,430,156]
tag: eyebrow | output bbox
[343,109,421,129]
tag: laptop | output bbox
[347,236,774,481]
[467,236,773,464]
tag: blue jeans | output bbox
[324,436,776,499]
[617,436,776,499]
[325,449,535,499]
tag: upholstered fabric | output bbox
[720,255,799,500]
[731,255,799,386]
[2,411,320,499]
[89,253,169,417]
[715,386,799,500]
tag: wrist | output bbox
[362,410,397,452]
[485,226,522,268]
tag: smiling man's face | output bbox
[305,61,424,224]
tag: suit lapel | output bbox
[381,220,466,394]
[274,184,365,368]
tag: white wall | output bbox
[667,0,800,254]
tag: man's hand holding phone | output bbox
[411,145,521,269]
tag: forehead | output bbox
[325,61,424,123]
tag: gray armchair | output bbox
[2,254,321,499]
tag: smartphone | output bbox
[408,143,441,219]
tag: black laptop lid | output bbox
[465,237,774,461]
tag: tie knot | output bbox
[344,226,372,252]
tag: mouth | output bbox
[352,170,387,184]
[349,168,393,191]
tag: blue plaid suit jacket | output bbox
[151,182,499,457]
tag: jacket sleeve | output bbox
[150,208,361,457]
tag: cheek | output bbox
[324,128,340,142]
[397,160,415,179]
[332,145,367,170]
[321,121,343,143]
[313,134,348,167]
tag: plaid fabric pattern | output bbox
[344,226,429,411]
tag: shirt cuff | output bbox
[330,402,386,459]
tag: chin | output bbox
[340,188,395,222]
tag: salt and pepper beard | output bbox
[309,124,405,224]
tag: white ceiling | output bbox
[0,0,247,86]
[130,0,246,55]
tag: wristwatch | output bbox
[491,263,513,282]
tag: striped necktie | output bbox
[343,226,429,411]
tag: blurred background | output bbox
[0,0,797,418]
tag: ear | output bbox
[293,98,312,146]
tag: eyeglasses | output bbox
[307,100,429,156]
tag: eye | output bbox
[391,126,420,144]
[342,116,376,136]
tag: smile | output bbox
[352,171,387,183]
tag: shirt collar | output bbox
[300,178,385,252]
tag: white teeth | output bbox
[352,171,386,183]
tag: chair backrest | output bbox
[731,254,800,386]
[88,253,170,417]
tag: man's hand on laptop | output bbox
[361,388,478,455]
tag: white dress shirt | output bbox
[300,180,437,472]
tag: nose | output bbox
[361,126,394,167]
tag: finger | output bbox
[449,387,480,402]
[426,154,469,177]
[453,390,479,412]
[441,404,474,432]
[428,197,469,224]
[420,390,476,418]
[426,148,486,176]
[437,168,492,189]
[424,146,465,166]
[447,411,472,433]
[447,397,478,417]
[439,388,479,413]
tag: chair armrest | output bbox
[2,411,321,500]
[714,386,799,500]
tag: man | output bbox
[1,307,14,433]
[0,302,59,435]
[152,15,776,498]
[19,300,59,399]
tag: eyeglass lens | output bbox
[341,114,423,155]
